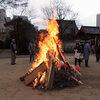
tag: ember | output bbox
[20,18,83,89]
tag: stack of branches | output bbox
[20,45,83,89]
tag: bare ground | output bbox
[0,54,100,100]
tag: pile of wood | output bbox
[53,68,82,88]
[20,47,83,89]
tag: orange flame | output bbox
[40,72,46,84]
[32,72,46,87]
[29,18,62,73]
[29,18,63,87]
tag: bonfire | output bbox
[20,18,83,89]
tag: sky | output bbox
[28,0,100,29]
[67,0,100,26]
[5,0,100,29]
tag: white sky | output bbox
[67,0,100,26]
[6,0,98,29]
[28,0,100,28]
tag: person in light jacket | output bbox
[74,43,81,66]
[84,41,91,67]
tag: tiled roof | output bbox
[80,26,100,34]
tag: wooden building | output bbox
[57,20,78,42]
[77,26,100,45]
[4,17,38,54]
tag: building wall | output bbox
[64,23,78,35]
[97,14,100,27]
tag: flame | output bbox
[33,78,38,87]
[40,72,46,84]
[29,18,62,73]
[33,72,46,87]
[29,18,63,87]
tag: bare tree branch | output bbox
[41,0,78,20]
[21,6,38,22]
[0,0,28,16]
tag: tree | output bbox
[0,0,39,53]
[0,0,37,23]
[21,6,37,22]
[5,17,38,54]
[0,0,28,16]
[41,0,78,41]
[41,0,78,20]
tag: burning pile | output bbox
[20,19,83,89]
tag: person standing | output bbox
[84,41,91,67]
[28,41,34,62]
[74,43,81,66]
[10,39,17,65]
[33,40,37,57]
[95,40,100,62]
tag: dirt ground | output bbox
[0,53,100,100]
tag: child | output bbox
[74,43,81,66]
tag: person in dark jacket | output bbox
[84,41,91,67]
[95,40,100,62]
[10,39,17,65]
[28,41,34,62]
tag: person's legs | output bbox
[11,52,13,64]
[11,52,15,65]
[85,60,88,67]
[14,53,16,64]
[96,52,99,62]
[30,53,33,62]
[98,53,100,62]
[33,51,35,61]
[78,59,81,66]
[33,54,34,61]
[30,54,32,62]
[75,58,77,65]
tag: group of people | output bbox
[10,39,37,65]
[10,39,100,67]
[74,40,100,67]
